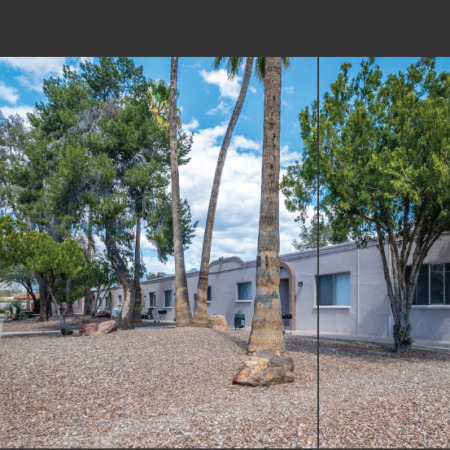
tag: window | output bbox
[149,292,156,308]
[164,290,173,308]
[118,294,122,306]
[406,263,450,305]
[237,282,252,300]
[207,286,212,302]
[316,273,350,306]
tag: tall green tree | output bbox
[282,57,450,352]
[36,58,195,329]
[248,57,285,353]
[0,215,86,331]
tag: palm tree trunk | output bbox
[133,215,142,323]
[83,210,93,320]
[193,57,255,327]
[248,57,284,354]
[169,56,192,327]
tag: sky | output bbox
[1,56,449,278]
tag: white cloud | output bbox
[206,100,232,116]
[136,128,304,276]
[283,86,294,95]
[280,145,300,168]
[182,117,199,132]
[0,82,19,104]
[0,57,93,93]
[165,123,302,270]
[281,99,293,109]
[0,105,34,120]
[249,86,257,94]
[200,68,241,100]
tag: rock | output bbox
[79,320,117,336]
[79,323,99,336]
[98,320,117,335]
[207,314,229,330]
[232,349,294,386]
[70,316,83,327]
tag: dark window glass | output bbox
[318,275,334,305]
[430,264,444,304]
[149,292,156,307]
[207,286,211,302]
[238,282,251,300]
[415,265,429,305]
[164,290,172,307]
[446,264,450,305]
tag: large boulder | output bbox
[98,320,117,334]
[207,314,229,330]
[79,320,118,336]
[79,323,99,336]
[232,349,294,386]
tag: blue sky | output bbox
[1,57,449,277]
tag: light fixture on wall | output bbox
[298,281,303,287]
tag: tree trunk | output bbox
[193,57,254,328]
[248,57,285,354]
[83,210,93,320]
[36,272,48,322]
[65,278,74,317]
[376,227,438,353]
[47,283,67,332]
[169,56,192,327]
[105,223,135,330]
[133,215,142,324]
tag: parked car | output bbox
[95,308,111,318]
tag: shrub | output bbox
[8,301,25,313]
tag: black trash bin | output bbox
[281,313,292,334]
[234,311,245,330]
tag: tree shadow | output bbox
[211,329,249,352]
[284,335,450,364]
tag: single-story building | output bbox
[75,233,450,342]
[12,293,40,311]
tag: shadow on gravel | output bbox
[211,329,249,352]
[284,335,450,364]
[1,332,77,340]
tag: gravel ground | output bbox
[0,319,448,448]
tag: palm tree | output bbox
[247,57,285,353]
[148,79,181,135]
[192,57,290,328]
[169,57,193,327]
[192,57,254,327]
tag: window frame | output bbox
[149,292,156,308]
[408,263,450,307]
[314,272,351,308]
[164,290,173,308]
[237,282,252,302]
